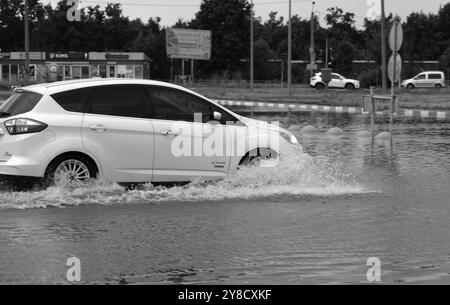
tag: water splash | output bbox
[0,153,367,210]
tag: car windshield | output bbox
[0,91,43,118]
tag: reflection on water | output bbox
[0,114,449,284]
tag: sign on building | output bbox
[166,28,212,60]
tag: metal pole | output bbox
[24,0,30,83]
[325,38,329,69]
[287,0,292,97]
[191,59,194,84]
[390,21,398,138]
[310,1,316,78]
[250,0,254,92]
[281,60,284,87]
[370,86,375,149]
[381,0,387,91]
[170,57,173,82]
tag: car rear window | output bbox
[428,73,442,80]
[51,88,86,113]
[0,91,42,118]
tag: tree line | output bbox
[1,0,450,85]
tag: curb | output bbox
[213,99,450,120]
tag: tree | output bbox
[190,0,252,77]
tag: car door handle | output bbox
[89,124,108,132]
[161,130,179,136]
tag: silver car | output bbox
[402,71,446,89]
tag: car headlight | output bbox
[280,130,299,146]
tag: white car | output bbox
[0,79,301,186]
[310,72,360,90]
[402,71,446,89]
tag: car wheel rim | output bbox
[54,159,90,185]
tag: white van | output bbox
[402,71,446,89]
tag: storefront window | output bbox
[91,65,100,78]
[73,66,81,79]
[81,66,90,79]
[135,65,143,79]
[109,66,116,78]
[10,64,18,83]
[64,66,72,80]
[100,65,107,78]
[1,64,9,82]
[126,65,134,78]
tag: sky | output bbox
[52,0,449,27]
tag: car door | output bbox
[414,73,427,87]
[146,86,233,183]
[329,74,343,88]
[82,84,154,183]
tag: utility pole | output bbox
[310,1,316,78]
[325,38,329,69]
[381,0,387,91]
[250,0,254,92]
[287,0,292,96]
[24,0,30,83]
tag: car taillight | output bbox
[4,118,48,135]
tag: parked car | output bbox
[310,72,360,90]
[0,79,301,186]
[402,71,446,89]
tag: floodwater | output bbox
[0,113,449,284]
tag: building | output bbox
[0,52,151,85]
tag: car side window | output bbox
[429,74,442,80]
[87,85,146,118]
[51,88,86,113]
[416,74,426,80]
[331,74,340,80]
[147,87,236,124]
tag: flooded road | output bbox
[0,113,449,284]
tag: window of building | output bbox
[1,64,9,82]
[135,65,143,79]
[87,85,146,118]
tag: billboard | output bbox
[166,28,211,60]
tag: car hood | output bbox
[238,115,288,133]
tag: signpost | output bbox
[388,53,402,83]
[166,28,212,86]
[388,20,403,138]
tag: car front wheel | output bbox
[406,84,415,89]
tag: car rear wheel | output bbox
[315,83,325,90]
[434,83,442,90]
[345,83,355,90]
[406,84,415,89]
[44,154,97,187]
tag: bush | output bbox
[358,68,379,88]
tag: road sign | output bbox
[166,28,212,60]
[388,53,402,83]
[389,22,403,52]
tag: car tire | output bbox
[315,83,325,90]
[239,148,278,168]
[345,83,355,90]
[43,153,98,187]
[406,84,415,89]
[434,83,442,90]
